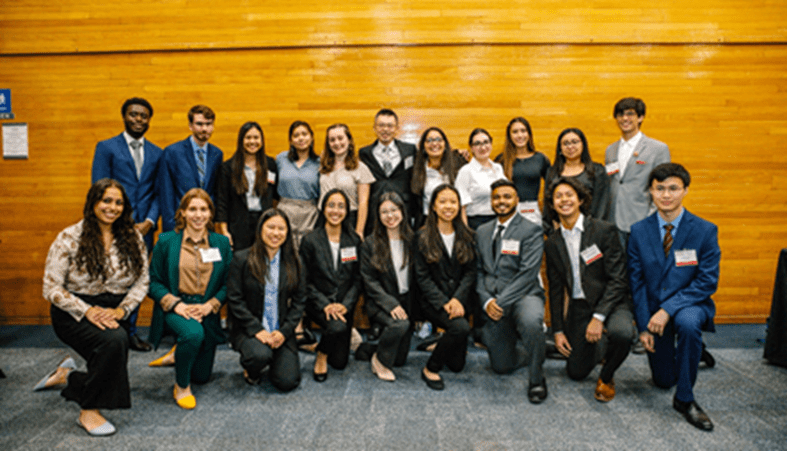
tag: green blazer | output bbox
[148,230,233,349]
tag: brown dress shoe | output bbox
[594,378,615,402]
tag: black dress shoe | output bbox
[528,379,548,404]
[313,371,328,383]
[416,333,442,352]
[421,370,444,391]
[673,398,714,431]
[129,334,152,352]
[701,344,716,368]
[297,328,317,347]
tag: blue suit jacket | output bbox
[627,209,719,333]
[91,133,162,249]
[159,137,223,232]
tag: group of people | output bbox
[36,97,720,436]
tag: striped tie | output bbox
[663,224,674,257]
[197,148,206,187]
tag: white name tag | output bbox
[200,247,222,263]
[501,239,519,255]
[404,156,414,170]
[267,170,276,184]
[580,244,603,265]
[675,249,698,267]
[605,161,620,176]
[518,201,538,214]
[340,246,357,262]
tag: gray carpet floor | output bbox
[1,326,786,451]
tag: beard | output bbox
[125,121,148,139]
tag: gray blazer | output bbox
[475,214,544,311]
[604,134,670,233]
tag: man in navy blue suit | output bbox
[627,163,719,431]
[158,105,223,232]
[91,97,162,351]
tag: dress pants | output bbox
[236,335,301,392]
[564,300,634,383]
[420,305,470,373]
[50,293,131,410]
[164,313,219,389]
[481,294,545,384]
[647,305,709,403]
[370,306,412,368]
[306,304,354,370]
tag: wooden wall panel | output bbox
[2,1,786,55]
[1,43,785,325]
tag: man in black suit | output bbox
[475,179,547,404]
[358,109,417,236]
[544,177,634,402]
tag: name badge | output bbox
[580,244,603,265]
[200,247,222,263]
[518,201,538,214]
[675,249,698,267]
[636,160,647,165]
[267,170,276,184]
[340,246,357,262]
[605,162,620,175]
[501,239,519,255]
[404,156,414,170]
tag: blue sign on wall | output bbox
[0,89,13,119]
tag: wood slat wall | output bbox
[1,2,785,325]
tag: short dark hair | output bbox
[188,105,215,123]
[121,97,153,117]
[648,163,691,188]
[491,178,516,193]
[545,176,591,217]
[613,97,646,117]
[375,108,398,123]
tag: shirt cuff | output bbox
[209,298,222,314]
[160,294,181,312]
[483,298,495,311]
[592,313,606,323]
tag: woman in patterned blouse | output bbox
[39,178,149,436]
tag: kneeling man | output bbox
[628,163,719,431]
[475,179,547,404]
[544,177,634,402]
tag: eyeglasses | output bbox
[425,137,444,143]
[471,140,492,148]
[380,208,401,216]
[375,122,396,129]
[651,185,684,194]
[561,139,581,147]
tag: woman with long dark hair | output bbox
[299,188,362,382]
[495,117,551,225]
[147,188,232,410]
[226,209,306,391]
[276,120,320,248]
[455,128,507,230]
[216,121,278,250]
[411,126,465,229]
[544,128,610,230]
[39,178,148,436]
[360,192,415,381]
[415,184,476,390]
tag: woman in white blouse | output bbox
[454,128,507,230]
[39,178,149,436]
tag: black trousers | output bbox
[420,305,470,373]
[370,300,412,369]
[50,293,131,410]
[306,304,355,370]
[235,335,301,392]
[564,299,634,384]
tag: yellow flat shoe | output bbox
[173,386,196,410]
[148,346,176,367]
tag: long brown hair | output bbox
[247,208,301,293]
[411,127,461,195]
[75,178,145,281]
[502,117,536,180]
[320,123,359,173]
[229,121,268,197]
[369,192,414,273]
[174,188,216,233]
[418,184,475,265]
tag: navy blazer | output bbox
[627,210,719,333]
[544,217,629,333]
[91,133,162,249]
[414,229,476,312]
[225,248,306,348]
[159,137,223,232]
[359,237,415,320]
[299,228,363,313]
[358,139,417,234]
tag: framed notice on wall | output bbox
[2,123,29,159]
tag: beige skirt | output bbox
[277,197,319,250]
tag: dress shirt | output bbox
[657,207,685,242]
[275,152,320,201]
[423,164,450,214]
[263,250,280,331]
[560,214,607,324]
[372,141,402,176]
[617,131,642,178]
[123,131,145,170]
[243,165,262,211]
[390,239,409,294]
[455,158,507,217]
[440,232,455,258]
[178,232,213,296]
[318,162,376,211]
[329,241,341,271]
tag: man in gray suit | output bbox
[604,97,670,247]
[475,179,547,404]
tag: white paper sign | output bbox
[2,123,28,159]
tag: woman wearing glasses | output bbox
[454,128,507,231]
[411,127,466,230]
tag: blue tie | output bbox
[197,148,206,187]
[263,253,280,331]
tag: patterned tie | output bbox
[383,145,395,176]
[492,224,505,257]
[663,224,674,257]
[197,148,206,187]
[130,141,143,179]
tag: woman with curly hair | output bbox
[39,178,149,436]
[147,188,232,409]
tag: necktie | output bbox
[197,148,206,187]
[383,145,394,176]
[492,224,505,257]
[130,141,143,179]
[663,224,674,257]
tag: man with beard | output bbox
[158,104,223,232]
[91,97,161,352]
[475,179,547,404]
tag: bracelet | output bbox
[170,300,182,312]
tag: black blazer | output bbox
[358,139,417,235]
[226,248,306,348]
[360,237,415,320]
[215,157,278,251]
[414,229,476,312]
[544,217,628,334]
[299,228,363,313]
[543,162,611,231]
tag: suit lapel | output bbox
[622,137,646,182]
[113,134,139,180]
[204,144,220,185]
[555,231,574,296]
[579,218,594,282]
